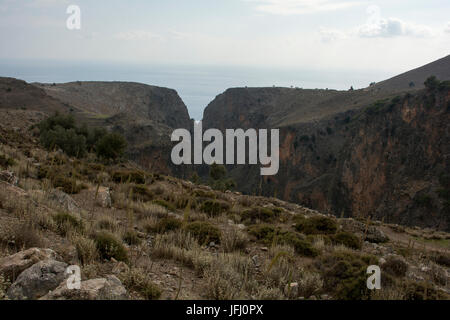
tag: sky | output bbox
[0,0,449,118]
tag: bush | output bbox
[291,237,319,257]
[210,163,226,180]
[112,170,146,184]
[332,232,361,250]
[248,224,276,242]
[431,252,450,267]
[52,175,86,194]
[52,212,84,235]
[94,231,128,262]
[403,281,447,300]
[382,256,408,277]
[0,155,15,169]
[152,199,176,212]
[241,207,278,224]
[200,200,230,217]
[248,225,318,257]
[424,76,440,91]
[119,269,161,300]
[95,133,127,160]
[184,221,221,245]
[147,217,182,234]
[123,230,142,246]
[295,216,338,235]
[40,126,87,157]
[73,235,98,265]
[315,251,378,300]
[131,184,154,202]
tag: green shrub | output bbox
[403,281,447,300]
[424,76,440,91]
[241,207,278,224]
[52,212,84,235]
[332,232,362,250]
[431,252,450,267]
[0,155,15,169]
[290,237,319,257]
[152,199,176,212]
[40,126,87,157]
[94,231,128,262]
[200,200,230,217]
[193,189,216,199]
[248,225,318,257]
[95,133,127,160]
[248,224,276,242]
[131,184,154,202]
[209,163,226,180]
[184,221,221,245]
[112,170,146,184]
[147,217,182,234]
[119,270,161,300]
[315,251,377,300]
[123,230,142,246]
[295,216,337,235]
[382,256,408,277]
[52,175,86,194]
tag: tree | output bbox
[95,133,127,160]
[209,163,226,181]
[424,76,439,91]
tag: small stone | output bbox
[260,247,268,252]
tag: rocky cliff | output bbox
[203,85,450,231]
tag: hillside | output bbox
[0,115,449,300]
[34,81,191,130]
[372,55,450,93]
[0,78,75,115]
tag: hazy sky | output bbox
[1,0,449,74]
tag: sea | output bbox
[0,60,392,120]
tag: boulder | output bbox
[47,189,82,216]
[95,187,112,208]
[7,259,68,300]
[0,248,60,281]
[0,171,18,186]
[41,275,128,300]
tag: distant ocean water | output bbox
[0,60,390,120]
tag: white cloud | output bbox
[445,23,450,33]
[357,18,435,38]
[114,30,162,41]
[245,0,363,15]
[319,27,347,42]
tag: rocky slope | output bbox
[0,119,449,300]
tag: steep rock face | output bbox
[203,87,450,230]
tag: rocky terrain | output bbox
[0,117,448,300]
